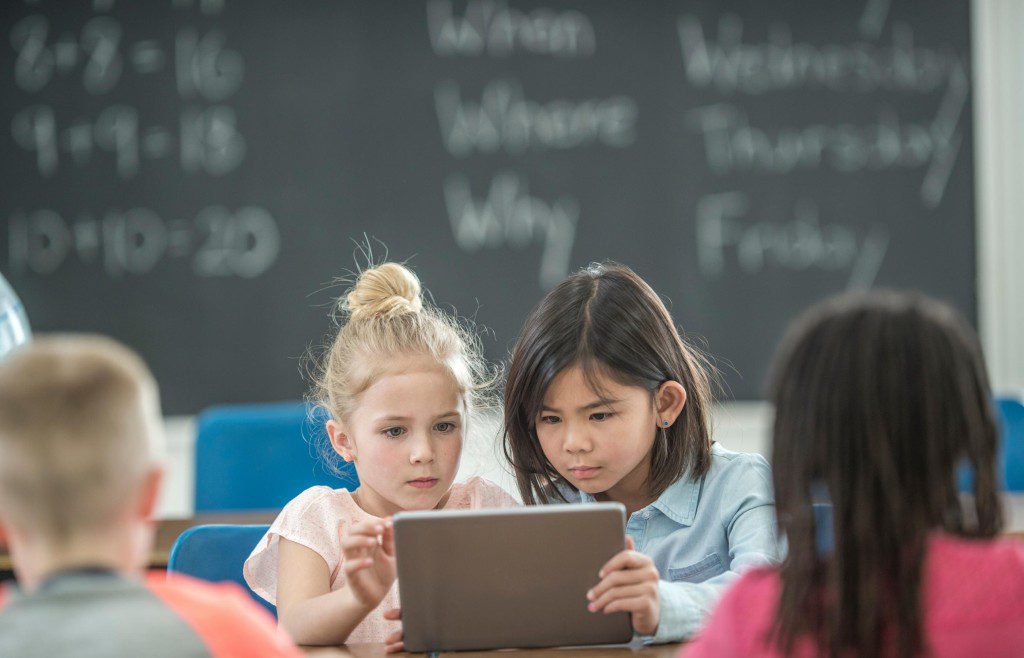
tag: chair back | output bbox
[194,401,358,511]
[167,524,274,615]
[999,396,1024,491]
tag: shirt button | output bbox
[642,511,652,520]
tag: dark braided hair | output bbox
[769,291,1002,658]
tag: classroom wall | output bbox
[975,0,1024,396]
[155,0,1024,518]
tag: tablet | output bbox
[394,503,633,652]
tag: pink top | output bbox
[686,534,1024,658]
[243,476,518,643]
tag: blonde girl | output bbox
[244,263,517,648]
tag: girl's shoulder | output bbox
[925,533,1024,623]
[446,476,520,509]
[281,484,359,515]
[703,443,773,489]
[273,484,367,531]
[686,566,782,657]
[709,442,771,470]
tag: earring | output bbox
[662,420,670,427]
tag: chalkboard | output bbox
[1,0,975,413]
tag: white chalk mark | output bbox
[62,121,94,164]
[921,59,969,208]
[846,226,889,290]
[131,40,165,74]
[428,0,595,58]
[12,105,59,177]
[434,79,637,158]
[54,38,79,71]
[444,172,578,289]
[677,15,955,94]
[167,220,192,257]
[73,217,101,263]
[695,191,889,287]
[858,0,891,39]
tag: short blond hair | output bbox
[310,262,493,471]
[0,335,163,545]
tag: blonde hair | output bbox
[310,263,492,471]
[0,335,163,545]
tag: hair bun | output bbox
[344,262,424,320]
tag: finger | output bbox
[625,535,635,551]
[588,569,639,601]
[348,520,386,538]
[382,607,402,621]
[385,641,405,654]
[343,557,374,577]
[341,535,380,552]
[341,540,376,564]
[588,563,658,601]
[381,520,396,556]
[385,630,403,644]
[599,550,653,577]
[589,584,653,612]
[604,595,653,615]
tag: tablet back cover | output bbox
[395,503,633,652]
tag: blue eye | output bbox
[382,426,406,438]
[434,421,457,433]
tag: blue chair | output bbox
[957,395,1024,493]
[167,524,274,615]
[1000,396,1024,491]
[194,401,359,512]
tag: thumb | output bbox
[625,535,635,551]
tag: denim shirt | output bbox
[560,442,780,643]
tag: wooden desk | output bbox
[0,510,278,572]
[303,643,685,658]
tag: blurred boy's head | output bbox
[0,336,164,562]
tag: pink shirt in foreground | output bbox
[686,534,1024,658]
[243,476,519,643]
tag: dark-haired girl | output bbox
[503,263,780,642]
[688,291,1024,657]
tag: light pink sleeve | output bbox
[243,486,342,605]
[458,476,521,509]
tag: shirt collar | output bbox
[577,467,705,527]
[649,470,703,526]
[38,566,118,592]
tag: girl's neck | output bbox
[595,456,655,517]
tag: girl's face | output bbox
[327,355,465,517]
[535,365,683,502]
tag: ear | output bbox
[654,380,687,428]
[136,465,164,520]
[327,420,357,462]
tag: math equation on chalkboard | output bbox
[8,206,279,278]
[4,0,273,279]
